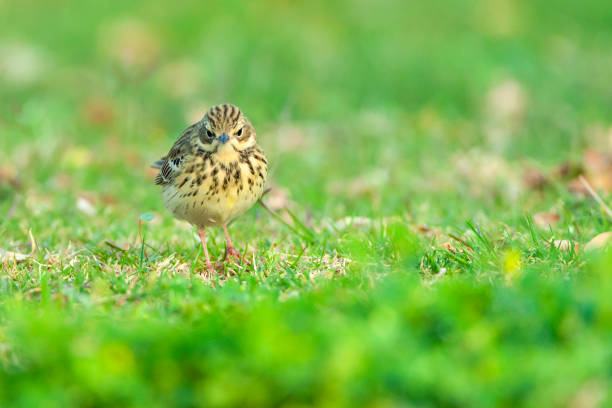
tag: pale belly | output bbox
[162,155,266,228]
[162,182,263,227]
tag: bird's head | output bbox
[197,104,256,153]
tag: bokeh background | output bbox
[1,1,612,407]
[2,0,611,225]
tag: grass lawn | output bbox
[1,0,612,406]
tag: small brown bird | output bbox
[153,104,268,272]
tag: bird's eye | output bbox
[236,127,243,137]
[206,129,214,138]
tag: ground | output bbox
[1,1,612,407]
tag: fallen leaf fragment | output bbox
[157,60,201,98]
[569,379,606,408]
[265,186,291,211]
[568,149,612,195]
[82,98,114,125]
[0,250,31,264]
[327,169,388,198]
[101,194,119,206]
[271,124,307,153]
[523,168,548,190]
[413,225,443,239]
[552,161,582,180]
[52,173,72,189]
[184,101,212,123]
[486,79,526,121]
[584,232,612,252]
[568,177,589,196]
[550,239,579,253]
[415,225,430,234]
[584,148,612,174]
[77,196,96,215]
[101,19,160,75]
[0,165,21,188]
[333,216,374,231]
[145,166,159,180]
[533,212,560,228]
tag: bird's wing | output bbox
[154,123,199,186]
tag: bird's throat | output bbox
[214,146,240,164]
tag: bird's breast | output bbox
[162,151,267,228]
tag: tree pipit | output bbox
[153,104,268,273]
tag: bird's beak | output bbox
[218,133,229,144]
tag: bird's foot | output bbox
[196,262,217,280]
[224,245,250,265]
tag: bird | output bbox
[152,103,268,273]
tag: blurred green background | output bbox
[1,0,612,407]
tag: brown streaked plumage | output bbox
[153,103,268,273]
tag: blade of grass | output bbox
[580,175,612,221]
[257,199,314,243]
[466,221,492,251]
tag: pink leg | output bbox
[222,224,248,264]
[198,228,215,273]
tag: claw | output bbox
[222,224,250,265]
[224,245,249,264]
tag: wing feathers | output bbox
[154,123,200,185]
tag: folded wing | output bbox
[153,123,198,186]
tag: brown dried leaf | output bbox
[412,225,444,239]
[568,177,588,196]
[265,186,291,211]
[584,148,612,173]
[76,195,96,216]
[52,173,72,189]
[82,98,114,125]
[483,79,526,150]
[124,151,141,167]
[184,101,212,124]
[145,166,159,180]
[0,164,21,188]
[101,194,119,206]
[327,169,388,198]
[574,149,612,193]
[271,124,307,153]
[584,232,612,252]
[486,79,526,121]
[533,212,560,229]
[415,225,430,234]
[552,161,583,180]
[443,242,457,255]
[333,216,375,231]
[0,250,31,264]
[454,150,522,201]
[157,60,201,98]
[101,19,160,75]
[569,380,606,408]
[523,168,548,190]
[551,239,578,253]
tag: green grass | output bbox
[1,0,612,406]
